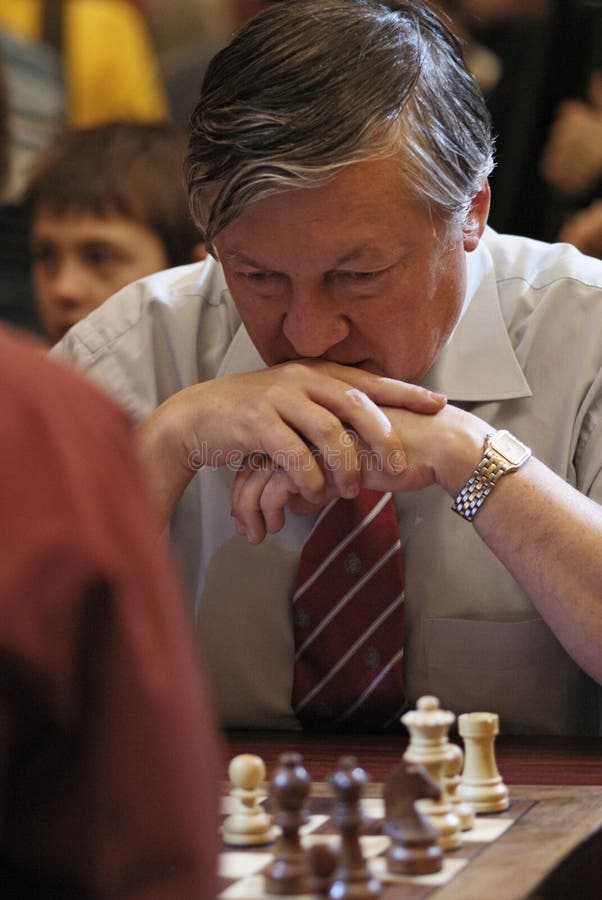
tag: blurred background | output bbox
[0,0,600,338]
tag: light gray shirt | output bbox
[53,228,602,735]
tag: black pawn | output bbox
[264,752,313,895]
[329,756,382,899]
[307,842,339,896]
[383,761,443,876]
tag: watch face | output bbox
[491,430,531,466]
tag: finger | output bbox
[259,469,300,535]
[231,465,274,544]
[283,381,406,480]
[231,460,259,511]
[313,361,447,413]
[268,398,365,497]
[238,414,329,504]
[288,490,339,518]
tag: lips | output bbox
[322,357,370,368]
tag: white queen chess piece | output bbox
[402,695,462,850]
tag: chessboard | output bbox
[219,780,602,899]
[219,697,602,899]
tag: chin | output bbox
[54,326,71,342]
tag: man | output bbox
[54,0,602,735]
[0,56,221,898]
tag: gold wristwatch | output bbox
[452,430,532,522]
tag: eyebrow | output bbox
[221,245,379,268]
[334,245,377,265]
[221,250,265,266]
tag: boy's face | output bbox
[31,206,170,344]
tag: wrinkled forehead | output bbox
[210,156,454,265]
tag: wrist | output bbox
[430,405,491,498]
[135,399,199,524]
[451,429,532,522]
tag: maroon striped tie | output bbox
[291,490,405,730]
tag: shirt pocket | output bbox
[424,617,595,735]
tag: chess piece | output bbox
[222,753,276,846]
[456,712,510,812]
[402,695,462,849]
[383,761,443,876]
[443,743,475,831]
[307,842,339,897]
[329,756,382,899]
[264,752,313,895]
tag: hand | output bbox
[135,360,446,524]
[557,199,602,259]
[231,402,490,543]
[540,99,602,198]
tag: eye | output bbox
[346,271,378,281]
[242,271,271,281]
[31,245,56,264]
[85,247,118,267]
[333,269,384,284]
[237,270,283,286]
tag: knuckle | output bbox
[280,360,310,381]
[343,387,370,408]
[314,418,345,449]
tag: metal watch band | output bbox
[452,436,513,522]
[453,430,532,522]
[452,447,509,522]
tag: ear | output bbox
[191,241,208,262]
[463,179,490,252]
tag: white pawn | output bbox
[223,754,276,846]
[456,712,510,813]
[442,744,475,831]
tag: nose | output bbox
[41,258,90,310]
[282,286,350,358]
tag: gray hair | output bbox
[186,0,494,247]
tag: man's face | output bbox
[213,156,487,383]
[31,207,169,344]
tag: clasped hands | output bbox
[231,396,491,544]
[135,359,489,535]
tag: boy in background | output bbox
[25,120,204,344]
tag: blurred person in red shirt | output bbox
[0,58,222,899]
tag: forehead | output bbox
[32,205,155,245]
[214,156,445,267]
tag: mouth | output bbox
[335,359,379,374]
[322,356,371,369]
[275,353,375,372]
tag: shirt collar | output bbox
[420,230,532,402]
[216,314,265,377]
